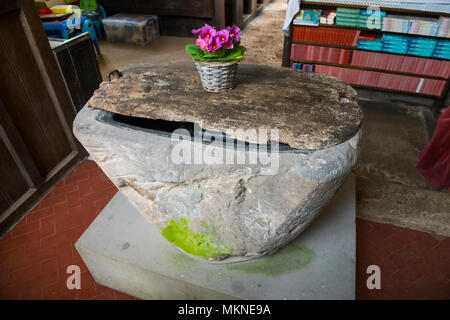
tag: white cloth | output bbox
[283,0,301,37]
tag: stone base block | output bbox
[75,175,356,300]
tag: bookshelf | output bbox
[281,1,450,110]
[290,59,447,81]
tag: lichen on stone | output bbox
[161,218,231,259]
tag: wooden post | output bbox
[212,0,226,29]
[282,21,294,67]
[232,0,243,26]
[248,0,257,14]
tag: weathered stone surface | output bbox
[88,61,362,150]
[73,106,361,262]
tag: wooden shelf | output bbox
[315,23,450,40]
[301,1,450,17]
[350,84,441,98]
[291,40,450,62]
[289,59,448,80]
[292,40,355,50]
[282,2,450,110]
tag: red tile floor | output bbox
[0,159,449,300]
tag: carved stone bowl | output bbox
[73,61,363,263]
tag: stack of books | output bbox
[320,10,336,25]
[382,15,410,34]
[437,17,450,38]
[409,17,440,37]
[293,9,322,26]
[433,40,450,59]
[381,15,446,37]
[314,65,446,96]
[407,37,437,57]
[290,44,352,64]
[360,9,386,30]
[351,50,450,78]
[335,7,385,30]
[381,34,409,54]
[291,63,316,72]
[357,38,383,51]
[292,26,360,47]
[355,34,449,58]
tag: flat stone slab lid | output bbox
[88,61,363,150]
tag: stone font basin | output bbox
[73,61,363,263]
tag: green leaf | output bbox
[226,55,244,61]
[185,44,204,57]
[202,53,219,58]
[190,45,246,62]
[203,48,226,58]
[223,45,246,61]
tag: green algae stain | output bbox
[161,218,231,259]
[227,245,315,276]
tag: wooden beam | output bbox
[232,0,243,26]
[212,0,225,29]
[0,0,19,15]
[248,0,257,14]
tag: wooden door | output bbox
[0,0,86,236]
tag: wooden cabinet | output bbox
[134,0,212,18]
[52,34,103,112]
[101,0,223,35]
[100,0,273,35]
[0,0,86,236]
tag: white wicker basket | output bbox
[194,60,239,92]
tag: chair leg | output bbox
[60,26,69,39]
[94,22,103,40]
[93,39,100,54]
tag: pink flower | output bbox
[227,25,241,42]
[216,29,229,44]
[192,24,242,53]
[224,39,234,49]
[196,38,208,50]
[192,24,216,43]
[192,27,203,36]
[208,36,223,51]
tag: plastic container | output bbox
[50,5,73,14]
[103,13,160,45]
[80,0,98,11]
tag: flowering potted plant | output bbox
[186,24,246,92]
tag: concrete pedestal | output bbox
[75,175,356,300]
